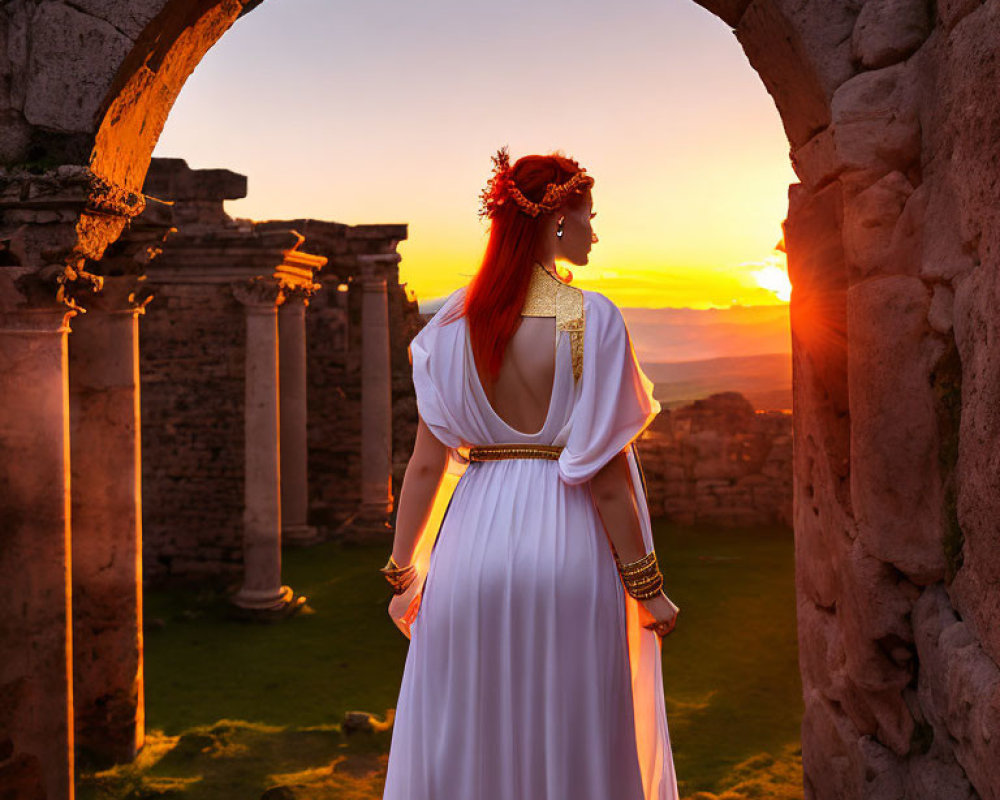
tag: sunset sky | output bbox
[153,0,797,311]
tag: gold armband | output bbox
[614,549,664,600]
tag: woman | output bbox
[380,147,681,800]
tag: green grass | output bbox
[77,520,802,800]
[653,521,803,798]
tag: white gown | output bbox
[383,285,679,800]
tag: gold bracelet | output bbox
[618,548,665,600]
[380,555,416,594]
[629,583,663,601]
[619,566,660,586]
[624,573,663,600]
[621,565,662,587]
[380,555,414,575]
[619,560,659,579]
[616,549,656,568]
[615,550,658,576]
[624,577,663,596]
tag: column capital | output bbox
[279,285,316,307]
[76,274,154,316]
[357,252,401,280]
[0,266,79,334]
[231,276,285,312]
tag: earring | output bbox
[556,216,565,239]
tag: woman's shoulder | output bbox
[579,287,627,332]
[421,286,467,328]
[579,287,616,311]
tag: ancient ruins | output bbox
[134,158,421,583]
[1,1,999,799]
[636,392,793,528]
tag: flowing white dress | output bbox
[383,285,679,800]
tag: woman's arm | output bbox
[390,415,451,567]
[589,447,648,564]
[591,446,679,634]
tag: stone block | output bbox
[919,167,978,281]
[913,584,1000,798]
[927,284,954,334]
[800,688,865,800]
[950,264,1000,666]
[847,275,947,584]
[830,63,921,176]
[23,2,130,132]
[790,125,840,190]
[851,0,931,70]
[936,0,982,32]
[843,170,915,280]
[59,0,163,40]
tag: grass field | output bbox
[77,519,803,800]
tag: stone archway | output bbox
[2,1,999,799]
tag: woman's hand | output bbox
[636,589,679,638]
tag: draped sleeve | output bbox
[409,287,466,449]
[388,288,467,640]
[558,291,661,485]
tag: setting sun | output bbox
[748,256,792,302]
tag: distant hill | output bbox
[621,304,790,364]
[417,295,792,411]
[641,352,792,412]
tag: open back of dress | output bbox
[384,283,679,800]
[473,315,558,437]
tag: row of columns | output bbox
[0,249,398,797]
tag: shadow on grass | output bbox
[77,520,803,800]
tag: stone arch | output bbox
[2,1,998,799]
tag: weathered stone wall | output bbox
[303,269,355,527]
[140,281,247,580]
[636,391,792,528]
[775,3,1000,798]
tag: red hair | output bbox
[441,151,592,386]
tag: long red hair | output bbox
[441,151,592,386]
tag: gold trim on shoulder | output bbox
[521,262,585,382]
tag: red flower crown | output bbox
[478,145,594,221]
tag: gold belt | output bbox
[466,444,563,461]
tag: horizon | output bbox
[417,293,790,314]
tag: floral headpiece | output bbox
[478,145,594,221]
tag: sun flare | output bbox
[748,257,792,302]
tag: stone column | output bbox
[351,254,396,541]
[0,296,76,800]
[69,275,149,767]
[230,277,301,616]
[278,289,319,546]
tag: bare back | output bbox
[474,316,557,436]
